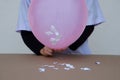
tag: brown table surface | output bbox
[0,54,120,80]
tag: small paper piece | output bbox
[80,67,91,71]
[95,61,101,64]
[53,62,58,64]
[38,68,46,72]
[65,64,75,69]
[48,65,55,68]
[64,67,71,70]
[53,68,59,70]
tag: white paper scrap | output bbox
[95,61,101,64]
[65,64,75,69]
[53,68,59,70]
[64,67,70,70]
[48,65,55,68]
[80,67,91,71]
[53,62,58,64]
[38,68,46,72]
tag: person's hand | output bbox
[53,47,68,53]
[40,47,54,56]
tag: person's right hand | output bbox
[40,47,54,56]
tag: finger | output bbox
[44,47,54,53]
[46,48,53,53]
[43,48,53,56]
[44,50,52,55]
[40,49,52,56]
[54,49,64,52]
[41,51,53,57]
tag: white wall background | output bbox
[89,0,120,55]
[0,0,120,55]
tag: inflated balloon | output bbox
[28,0,88,49]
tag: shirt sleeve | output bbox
[16,0,31,32]
[69,25,94,51]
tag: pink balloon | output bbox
[28,0,88,49]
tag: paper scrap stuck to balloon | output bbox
[45,25,62,45]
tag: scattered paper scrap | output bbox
[80,67,91,71]
[38,62,76,72]
[64,67,71,70]
[95,61,101,64]
[38,61,102,72]
[65,64,75,69]
[38,68,46,72]
[53,68,59,70]
[53,62,58,64]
